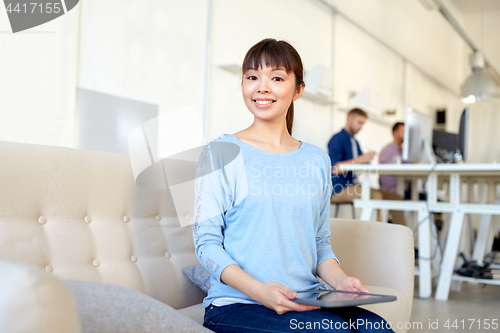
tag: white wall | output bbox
[332,13,404,157]
[0,4,80,147]
[467,100,500,164]
[77,0,209,128]
[327,0,469,94]
[461,6,500,75]
[1,0,483,157]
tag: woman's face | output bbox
[242,64,302,124]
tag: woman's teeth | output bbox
[255,100,274,105]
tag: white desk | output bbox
[338,163,500,300]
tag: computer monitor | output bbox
[457,107,470,162]
[433,130,458,151]
[433,129,458,163]
[402,107,436,164]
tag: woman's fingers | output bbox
[288,302,321,312]
[353,279,370,293]
[358,286,370,293]
[273,285,319,313]
[337,276,371,293]
[280,286,297,300]
[276,299,320,314]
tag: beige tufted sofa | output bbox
[0,140,414,333]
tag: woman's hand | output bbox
[335,276,370,293]
[317,259,369,294]
[220,265,320,315]
[254,282,320,315]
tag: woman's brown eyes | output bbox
[245,76,283,81]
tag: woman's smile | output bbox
[253,98,276,108]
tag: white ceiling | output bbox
[451,0,500,13]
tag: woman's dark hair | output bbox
[242,38,305,135]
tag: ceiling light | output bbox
[461,52,500,103]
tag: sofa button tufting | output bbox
[92,260,100,267]
[84,216,91,224]
[45,265,53,273]
[38,216,46,224]
[123,216,130,223]
[131,255,138,262]
[165,252,171,259]
[185,215,190,221]
[155,215,161,221]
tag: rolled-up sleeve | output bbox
[193,145,238,282]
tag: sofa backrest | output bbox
[0,141,205,309]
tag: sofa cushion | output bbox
[65,280,210,333]
[0,259,81,333]
[178,303,205,325]
[183,264,211,293]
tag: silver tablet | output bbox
[292,289,397,308]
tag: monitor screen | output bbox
[458,108,470,162]
[433,129,458,163]
[402,107,435,163]
[432,129,458,152]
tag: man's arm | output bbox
[332,152,376,174]
[336,152,375,165]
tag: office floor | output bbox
[408,278,500,333]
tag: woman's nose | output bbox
[257,81,270,93]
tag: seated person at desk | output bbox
[328,108,373,196]
[328,108,403,223]
[378,122,409,225]
[379,122,411,198]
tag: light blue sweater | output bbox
[193,134,337,308]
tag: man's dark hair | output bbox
[348,108,368,118]
[392,122,404,133]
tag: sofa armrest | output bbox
[329,218,414,324]
[0,259,81,333]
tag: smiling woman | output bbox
[241,38,305,136]
[193,38,394,333]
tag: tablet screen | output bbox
[293,289,396,308]
[297,290,372,301]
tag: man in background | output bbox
[379,122,410,197]
[328,108,375,197]
[378,122,408,225]
[328,108,390,222]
